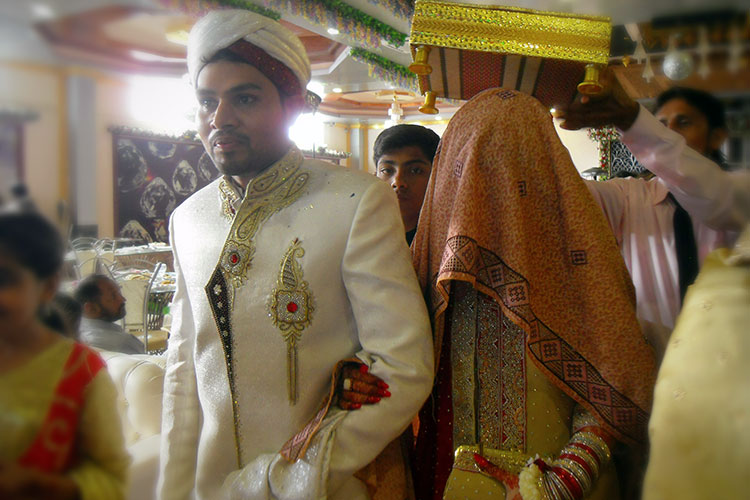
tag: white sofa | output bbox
[98,349,166,500]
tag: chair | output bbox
[70,236,98,251]
[97,349,165,500]
[141,262,173,353]
[114,260,173,353]
[74,255,117,280]
[70,237,116,280]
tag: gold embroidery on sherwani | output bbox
[218,178,241,220]
[218,148,308,294]
[204,147,309,467]
[269,238,315,404]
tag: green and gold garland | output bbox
[160,0,281,20]
[364,0,414,21]
[162,0,407,50]
[350,48,417,91]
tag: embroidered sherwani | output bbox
[158,148,433,500]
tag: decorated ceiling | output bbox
[3,0,749,118]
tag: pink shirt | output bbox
[586,106,750,358]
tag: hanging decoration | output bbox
[160,0,407,50]
[587,125,620,177]
[728,25,744,74]
[642,55,655,83]
[662,34,694,81]
[388,96,404,123]
[697,26,711,79]
[350,48,418,90]
[632,40,647,64]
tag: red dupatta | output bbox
[18,342,105,473]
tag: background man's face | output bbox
[375,145,432,229]
[655,98,716,156]
[195,60,294,181]
[95,279,126,322]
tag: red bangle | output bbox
[559,452,594,479]
[569,442,601,468]
[553,465,584,499]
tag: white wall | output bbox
[554,120,600,174]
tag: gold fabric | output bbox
[442,283,617,500]
[410,0,611,64]
[643,226,750,499]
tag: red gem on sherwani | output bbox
[230,253,239,264]
[287,302,299,313]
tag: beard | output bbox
[209,149,254,177]
[100,304,126,323]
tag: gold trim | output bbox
[410,0,611,64]
[269,239,315,404]
[218,178,241,220]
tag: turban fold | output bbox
[188,9,311,97]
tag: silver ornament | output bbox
[663,51,694,81]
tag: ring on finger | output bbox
[343,378,352,391]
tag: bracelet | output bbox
[571,432,611,465]
[553,464,584,498]
[559,448,597,479]
[518,429,612,500]
[561,445,600,477]
[556,457,592,492]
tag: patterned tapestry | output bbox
[610,139,647,178]
[112,129,219,243]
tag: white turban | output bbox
[187,9,310,92]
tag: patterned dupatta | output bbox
[18,342,105,472]
[412,89,656,445]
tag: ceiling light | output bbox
[332,87,343,93]
[31,3,54,20]
[307,80,325,95]
[130,50,186,63]
[327,28,340,35]
[166,30,190,46]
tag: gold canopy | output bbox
[409,0,612,112]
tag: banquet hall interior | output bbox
[1,0,748,499]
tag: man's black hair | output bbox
[373,124,441,166]
[74,274,111,306]
[655,87,726,131]
[656,87,728,168]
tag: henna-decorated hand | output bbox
[337,362,390,411]
[473,454,522,500]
